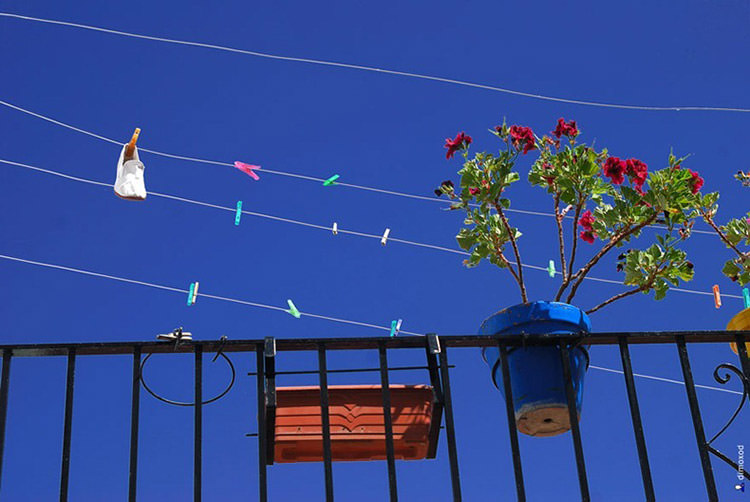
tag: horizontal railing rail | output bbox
[0,330,747,501]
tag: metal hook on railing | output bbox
[212,335,228,363]
[139,337,236,407]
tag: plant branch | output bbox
[554,194,568,284]
[494,202,528,303]
[566,214,657,303]
[701,209,747,259]
[555,201,583,302]
[586,286,646,314]
[491,235,523,291]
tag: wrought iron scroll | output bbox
[705,363,750,479]
[138,341,236,407]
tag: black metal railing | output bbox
[0,330,748,501]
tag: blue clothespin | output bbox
[235,201,243,226]
[390,319,403,337]
[743,287,750,309]
[548,260,556,278]
[187,282,196,306]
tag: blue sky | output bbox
[0,1,748,500]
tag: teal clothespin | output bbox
[187,282,196,306]
[743,287,750,309]
[390,319,403,337]
[235,201,243,226]
[548,260,556,278]
[323,174,340,186]
[286,299,301,318]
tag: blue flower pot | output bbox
[480,302,590,437]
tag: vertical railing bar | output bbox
[378,342,398,502]
[438,345,462,501]
[0,350,12,491]
[559,343,590,502]
[128,347,141,502]
[194,345,203,502]
[59,348,76,502]
[264,338,277,465]
[675,336,718,501]
[255,348,268,502]
[497,342,526,502]
[617,337,655,501]
[317,343,334,502]
[0,350,11,491]
[424,336,443,459]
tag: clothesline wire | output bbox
[0,99,718,236]
[0,13,743,400]
[0,252,741,396]
[1,157,742,302]
[1,12,749,113]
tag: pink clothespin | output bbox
[234,161,261,181]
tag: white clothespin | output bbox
[192,281,200,305]
[381,228,391,246]
[332,222,338,235]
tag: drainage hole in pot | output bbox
[543,418,553,423]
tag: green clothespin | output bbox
[548,260,556,278]
[323,174,340,186]
[743,287,750,309]
[187,282,196,306]
[235,201,243,226]
[389,319,403,337]
[286,299,301,318]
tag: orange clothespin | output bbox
[712,284,721,308]
[124,128,141,158]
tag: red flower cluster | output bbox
[444,132,472,159]
[469,187,480,195]
[688,170,704,194]
[602,156,627,184]
[578,210,596,244]
[553,118,578,138]
[509,125,536,154]
[625,158,648,194]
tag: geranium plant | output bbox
[436,119,712,314]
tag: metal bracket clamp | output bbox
[263,337,277,465]
[427,333,441,355]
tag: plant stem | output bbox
[555,202,583,302]
[586,259,663,314]
[491,235,524,292]
[585,285,646,314]
[554,194,568,283]
[494,202,528,303]
[566,214,657,304]
[701,210,747,259]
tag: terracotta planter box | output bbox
[273,385,436,463]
